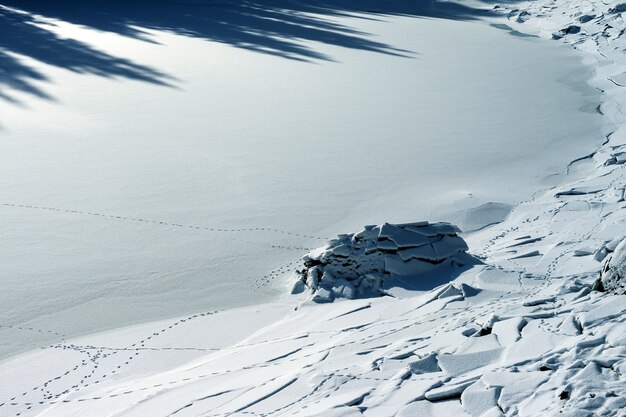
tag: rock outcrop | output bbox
[599,238,626,295]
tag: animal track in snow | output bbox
[0,202,328,241]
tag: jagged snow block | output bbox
[600,238,626,295]
[407,353,441,374]
[294,221,471,301]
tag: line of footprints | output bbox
[1,203,328,241]
[2,310,220,414]
[2,255,305,415]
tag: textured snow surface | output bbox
[294,222,473,301]
[1,268,625,417]
[3,0,626,416]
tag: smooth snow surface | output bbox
[0,0,601,360]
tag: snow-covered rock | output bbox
[600,238,626,295]
[294,222,473,301]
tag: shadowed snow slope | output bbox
[0,0,601,360]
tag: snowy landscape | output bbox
[1,0,626,416]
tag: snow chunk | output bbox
[579,296,626,328]
[461,381,500,416]
[425,378,476,401]
[491,317,527,346]
[408,353,441,375]
[296,222,474,302]
[438,348,503,377]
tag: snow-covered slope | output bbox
[2,0,626,416]
[0,0,601,360]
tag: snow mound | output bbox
[293,222,473,302]
[600,238,626,295]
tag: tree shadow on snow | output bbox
[0,4,174,105]
[0,0,507,106]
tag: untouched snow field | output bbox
[0,0,601,360]
[3,0,626,416]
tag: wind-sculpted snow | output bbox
[294,222,474,302]
[1,265,625,417]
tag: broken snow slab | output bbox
[293,222,477,302]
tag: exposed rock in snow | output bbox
[578,14,595,23]
[609,3,626,14]
[516,10,531,23]
[552,24,581,39]
[294,222,474,301]
[599,238,626,294]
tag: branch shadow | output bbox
[0,0,499,107]
[0,4,175,105]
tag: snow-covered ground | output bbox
[2,0,626,416]
[0,0,601,359]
